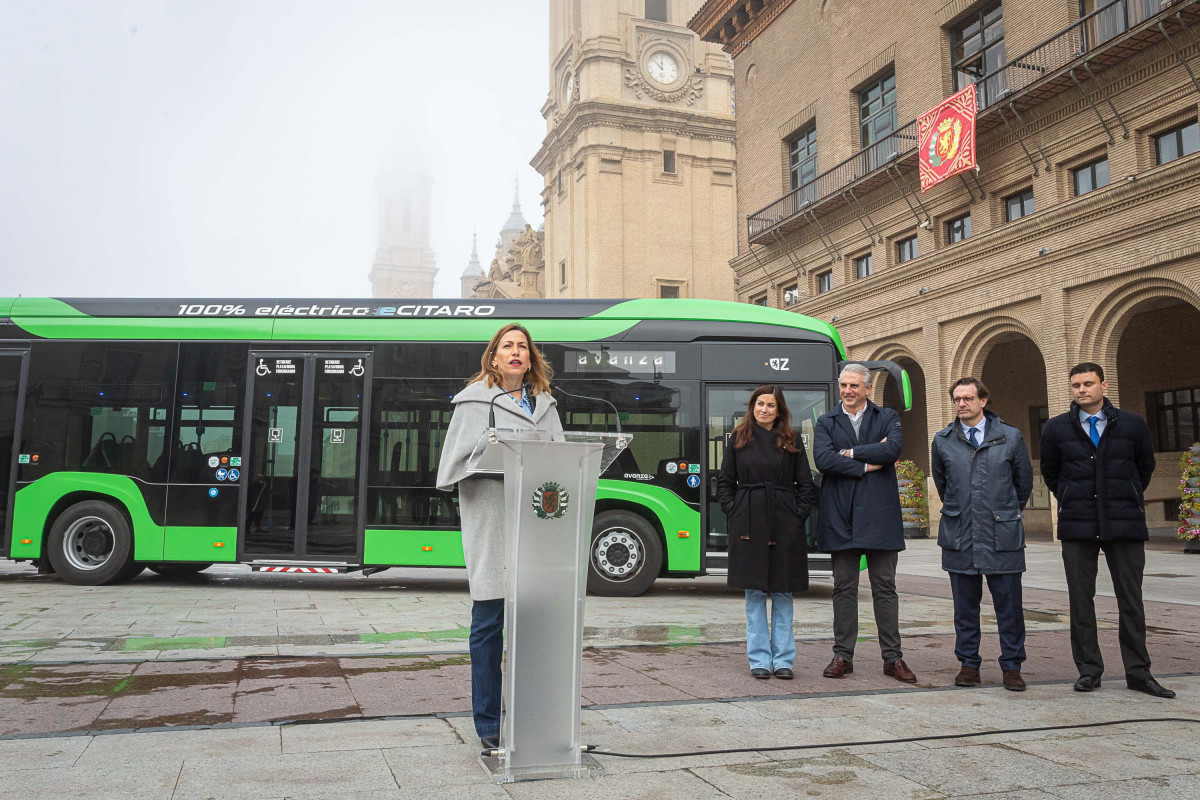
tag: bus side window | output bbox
[367,377,460,527]
[23,341,175,481]
[167,343,247,484]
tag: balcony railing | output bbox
[748,119,919,240]
[746,0,1198,245]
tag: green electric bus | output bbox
[0,297,910,595]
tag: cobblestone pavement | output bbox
[1,539,1198,798]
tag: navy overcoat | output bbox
[813,400,905,552]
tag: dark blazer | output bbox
[813,400,905,551]
[717,424,816,593]
[931,410,1033,574]
[1039,397,1155,541]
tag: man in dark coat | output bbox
[1040,362,1174,699]
[931,377,1032,692]
[814,364,914,682]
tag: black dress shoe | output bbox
[1073,674,1102,692]
[480,735,499,750]
[750,667,771,679]
[773,667,794,680]
[1127,676,1176,699]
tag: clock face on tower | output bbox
[564,73,574,103]
[646,51,679,85]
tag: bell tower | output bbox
[532,0,737,300]
[368,170,438,299]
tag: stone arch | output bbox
[950,315,1044,380]
[863,342,930,472]
[1076,275,1200,395]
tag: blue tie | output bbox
[1087,416,1100,446]
[968,427,979,448]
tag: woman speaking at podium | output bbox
[436,322,562,750]
[717,385,816,680]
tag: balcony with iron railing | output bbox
[746,0,1200,245]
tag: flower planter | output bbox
[902,521,929,539]
[1185,539,1200,554]
[1187,477,1200,488]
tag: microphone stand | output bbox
[550,384,628,450]
[487,381,531,443]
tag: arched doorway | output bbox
[881,356,929,473]
[978,333,1052,534]
[1115,298,1200,534]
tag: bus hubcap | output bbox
[593,528,641,580]
[63,516,115,571]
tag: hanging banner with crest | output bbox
[918,83,978,192]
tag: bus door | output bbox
[702,383,830,570]
[240,352,371,562]
[1,349,29,556]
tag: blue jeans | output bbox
[949,572,1026,672]
[469,599,504,739]
[745,590,795,670]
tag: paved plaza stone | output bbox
[0,539,1198,798]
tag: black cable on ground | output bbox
[585,716,1200,759]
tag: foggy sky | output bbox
[0,1,549,299]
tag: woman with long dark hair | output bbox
[717,385,816,679]
[435,322,561,749]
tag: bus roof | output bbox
[0,297,845,356]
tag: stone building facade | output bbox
[692,0,1200,533]
[470,225,548,300]
[368,170,438,299]
[532,0,739,301]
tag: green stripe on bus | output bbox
[596,479,701,572]
[364,529,467,567]
[12,474,166,560]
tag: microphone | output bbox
[488,382,532,439]
[550,384,625,444]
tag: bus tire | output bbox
[46,500,137,586]
[146,563,213,577]
[587,510,662,597]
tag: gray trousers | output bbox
[1061,539,1151,681]
[832,549,902,662]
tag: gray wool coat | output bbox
[931,410,1033,575]
[435,379,563,601]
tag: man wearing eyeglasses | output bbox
[932,377,1032,692]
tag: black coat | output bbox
[1039,398,1156,541]
[813,400,905,551]
[717,423,816,593]
[931,410,1033,575]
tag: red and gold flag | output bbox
[918,84,978,192]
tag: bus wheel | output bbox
[587,511,662,597]
[147,563,213,577]
[46,501,138,586]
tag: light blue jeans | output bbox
[745,590,795,670]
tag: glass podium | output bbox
[467,428,630,782]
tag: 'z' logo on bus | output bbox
[768,358,790,371]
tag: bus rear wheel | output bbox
[46,500,140,586]
[587,511,662,597]
[146,563,214,577]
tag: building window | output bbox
[1154,120,1200,165]
[896,234,918,263]
[557,169,563,194]
[1072,157,1110,195]
[559,261,567,287]
[1149,387,1199,451]
[951,3,1005,107]
[854,253,873,279]
[659,284,680,299]
[859,71,897,172]
[750,294,768,306]
[946,213,972,243]
[789,126,818,193]
[645,0,668,22]
[1004,188,1034,221]
[816,271,832,294]
[663,150,676,174]
[782,283,799,305]
[1081,0,1163,50]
